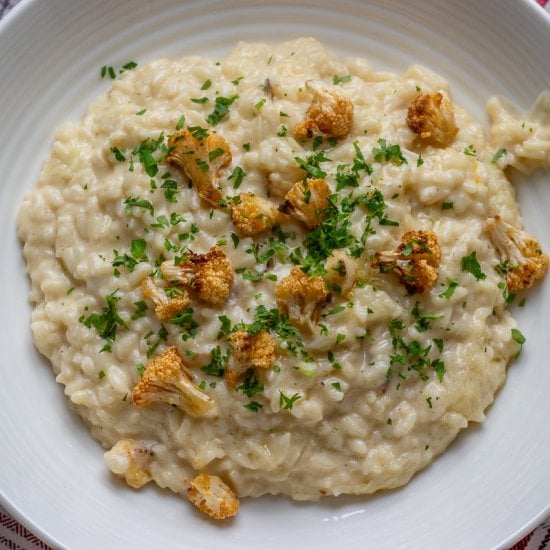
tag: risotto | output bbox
[17,38,549,518]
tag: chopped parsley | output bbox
[195,158,209,172]
[79,290,128,352]
[112,239,148,274]
[335,142,372,192]
[131,300,148,320]
[100,62,136,80]
[411,302,443,332]
[236,267,264,281]
[123,196,154,216]
[169,307,199,340]
[206,94,239,126]
[243,401,263,412]
[111,147,126,162]
[229,166,246,189]
[511,328,526,345]
[201,346,230,376]
[333,74,352,85]
[279,391,302,410]
[372,138,407,165]
[200,79,212,90]
[191,97,209,104]
[131,133,168,177]
[461,251,487,280]
[439,279,458,300]
[160,177,179,202]
[491,148,507,163]
[230,232,240,249]
[238,369,265,397]
[175,114,186,130]
[387,318,446,382]
[188,126,209,141]
[463,144,477,157]
[294,151,331,179]
[208,147,226,162]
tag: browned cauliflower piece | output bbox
[104,439,160,489]
[161,246,234,306]
[485,215,548,292]
[406,92,458,147]
[294,81,354,140]
[275,266,328,333]
[323,250,358,296]
[132,346,218,418]
[187,473,239,520]
[167,128,231,207]
[278,178,330,229]
[141,276,190,321]
[231,193,279,236]
[224,330,276,387]
[371,230,441,293]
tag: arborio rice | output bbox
[17,38,550,519]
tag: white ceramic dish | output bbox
[1,1,549,548]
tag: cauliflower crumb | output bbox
[275,266,328,333]
[225,330,276,387]
[485,215,548,292]
[104,439,159,489]
[278,178,330,229]
[141,276,190,321]
[161,246,234,306]
[187,473,239,520]
[294,81,354,140]
[167,128,231,207]
[231,193,279,236]
[132,346,218,418]
[371,230,441,293]
[406,92,458,148]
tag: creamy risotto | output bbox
[17,38,549,519]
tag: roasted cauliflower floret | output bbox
[294,81,354,140]
[132,346,218,418]
[161,246,233,306]
[278,178,330,229]
[406,92,458,148]
[187,473,239,520]
[275,266,328,333]
[231,193,279,236]
[104,439,160,489]
[323,250,358,296]
[371,230,441,293]
[224,330,276,387]
[141,276,190,321]
[167,128,231,207]
[485,215,548,292]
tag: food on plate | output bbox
[17,38,549,520]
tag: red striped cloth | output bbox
[0,0,548,548]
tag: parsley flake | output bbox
[461,251,487,280]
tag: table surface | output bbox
[1,0,549,548]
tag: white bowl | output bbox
[1,1,549,548]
